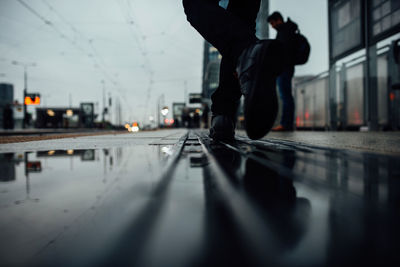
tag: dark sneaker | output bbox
[236,39,284,140]
[209,115,235,141]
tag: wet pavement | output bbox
[0,129,399,267]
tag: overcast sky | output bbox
[0,0,328,124]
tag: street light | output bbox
[161,106,169,116]
[160,106,169,127]
[12,60,37,128]
[66,109,74,117]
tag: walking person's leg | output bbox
[183,0,285,140]
[276,67,295,130]
[182,0,258,62]
[209,0,262,140]
[209,55,242,140]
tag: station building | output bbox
[295,0,400,130]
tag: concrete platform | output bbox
[0,129,399,267]
[242,130,400,155]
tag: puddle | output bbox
[0,145,175,265]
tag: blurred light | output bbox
[67,150,74,155]
[354,110,361,123]
[66,109,73,116]
[48,150,55,155]
[149,116,154,121]
[132,126,139,132]
[164,119,175,125]
[161,106,169,116]
[161,146,173,155]
[195,109,200,114]
[125,124,132,132]
[390,92,395,101]
[47,109,55,117]
[209,47,218,52]
[25,96,40,105]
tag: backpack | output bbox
[293,31,310,65]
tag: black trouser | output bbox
[183,0,261,118]
[277,66,295,128]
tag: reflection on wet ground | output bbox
[0,130,399,267]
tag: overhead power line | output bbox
[115,0,155,124]
[16,0,134,122]
[16,0,51,24]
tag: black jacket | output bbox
[276,18,298,66]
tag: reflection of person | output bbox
[193,111,201,128]
[202,104,210,129]
[183,0,284,141]
[200,145,311,265]
[243,153,311,254]
[268,12,298,131]
[181,107,190,128]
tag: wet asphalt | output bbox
[0,129,399,267]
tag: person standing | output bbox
[3,104,14,129]
[183,0,284,141]
[268,11,298,131]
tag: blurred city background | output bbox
[0,0,399,132]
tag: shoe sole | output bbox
[244,40,284,140]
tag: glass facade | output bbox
[370,0,400,41]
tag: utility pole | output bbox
[12,60,36,129]
[101,80,106,125]
[23,66,28,127]
[116,97,121,126]
[117,97,122,126]
[115,97,118,126]
[184,80,188,105]
[157,97,160,128]
[157,94,165,128]
[108,92,112,125]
